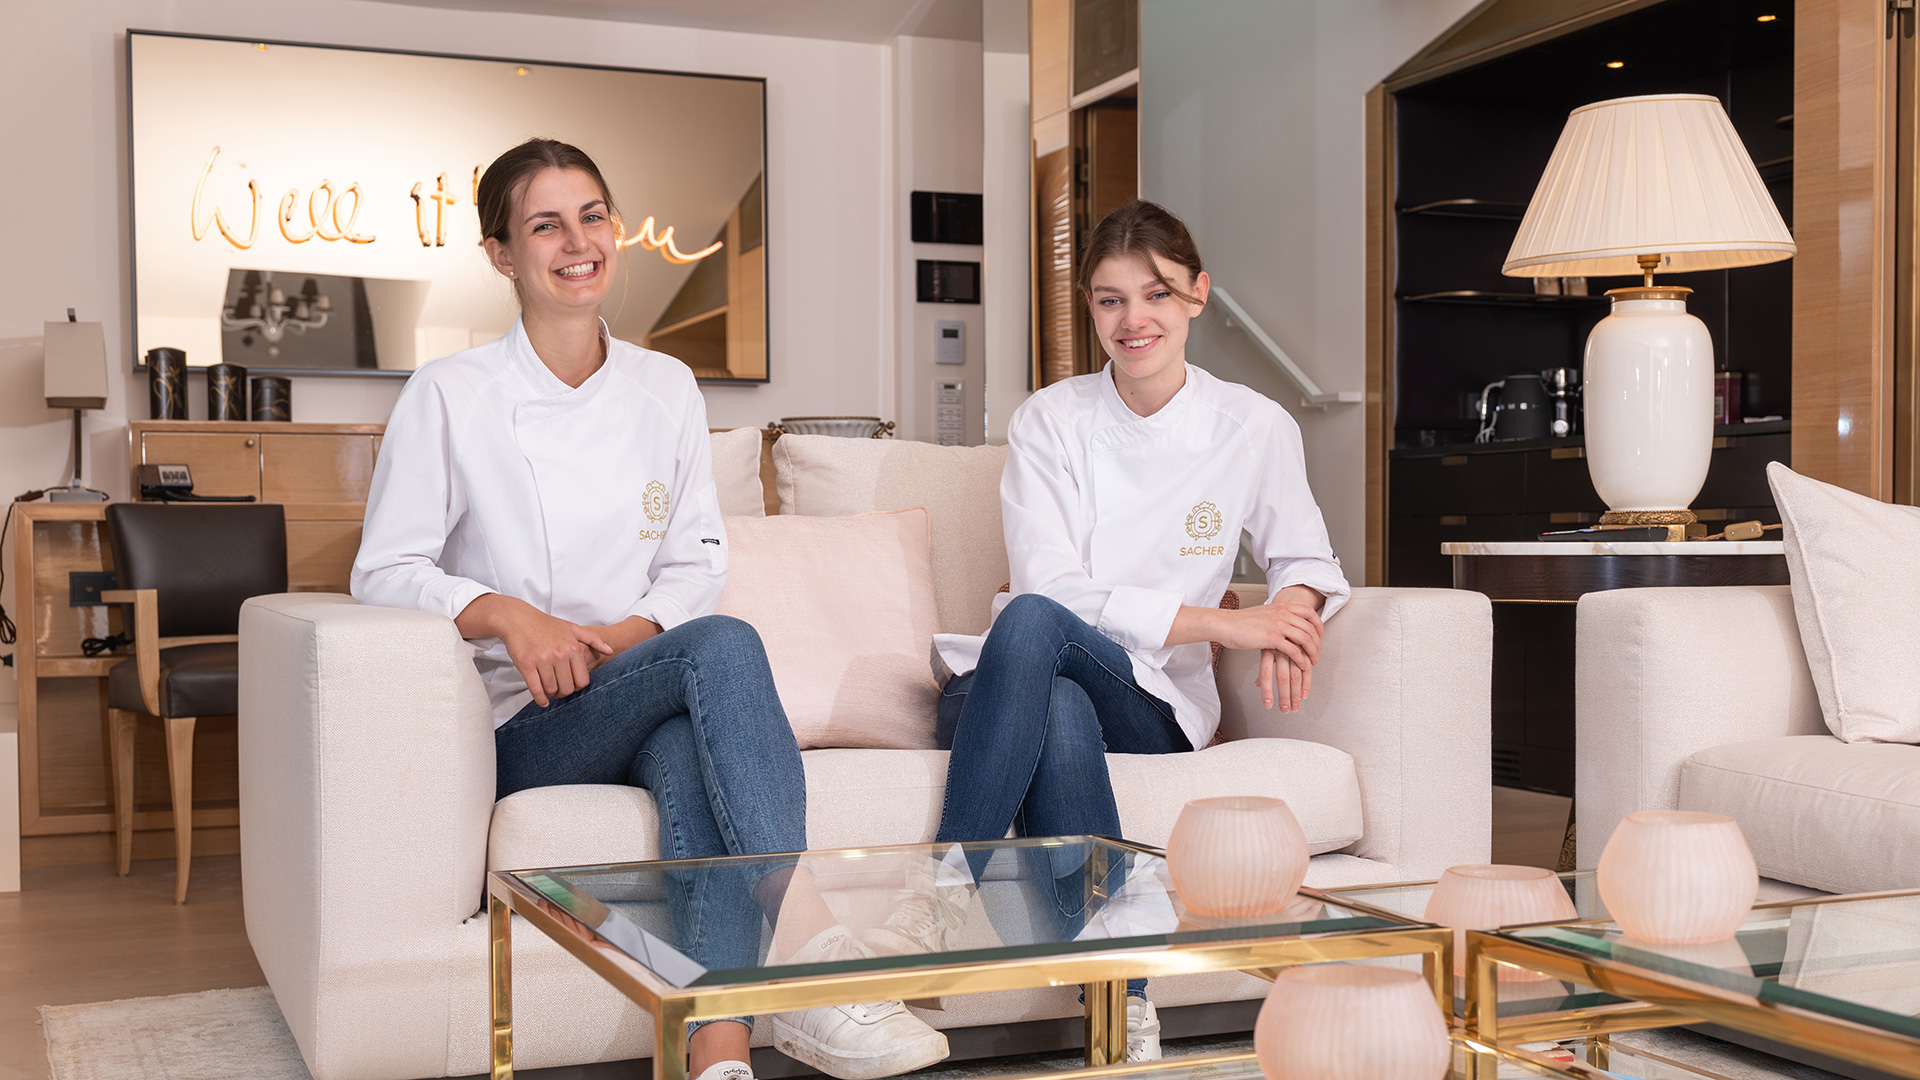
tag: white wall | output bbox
[1141,0,1481,584]
[981,0,1031,444]
[891,36,986,444]
[0,0,897,701]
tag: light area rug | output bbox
[41,987,311,1080]
[40,986,1848,1080]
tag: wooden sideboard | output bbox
[13,420,379,868]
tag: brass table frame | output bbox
[486,839,1454,1080]
[1463,888,1920,1079]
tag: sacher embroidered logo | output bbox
[1181,501,1225,557]
[639,480,670,541]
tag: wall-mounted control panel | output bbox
[934,379,964,446]
[935,320,965,364]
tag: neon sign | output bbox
[190,146,720,263]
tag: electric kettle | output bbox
[1475,372,1554,442]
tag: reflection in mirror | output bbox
[130,31,769,382]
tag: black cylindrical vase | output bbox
[207,363,248,421]
[250,376,291,422]
[146,347,187,420]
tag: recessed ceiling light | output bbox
[1757,14,1778,21]
[1606,60,1625,69]
[515,67,528,76]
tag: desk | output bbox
[14,420,379,869]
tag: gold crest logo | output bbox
[643,481,670,523]
[1185,501,1223,541]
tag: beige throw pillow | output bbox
[1768,462,1920,743]
[709,427,766,517]
[773,434,1009,635]
[715,509,940,749]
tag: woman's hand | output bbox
[1168,586,1326,713]
[456,594,614,706]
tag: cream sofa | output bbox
[1575,585,1920,894]
[238,433,1491,1080]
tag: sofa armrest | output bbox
[1575,585,1825,869]
[239,593,495,1080]
[1218,586,1492,878]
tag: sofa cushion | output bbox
[715,509,941,749]
[1768,463,1920,743]
[488,739,1365,872]
[710,427,766,517]
[1679,735,1920,895]
[774,434,1009,635]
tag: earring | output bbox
[508,271,515,277]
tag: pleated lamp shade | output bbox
[1503,94,1794,278]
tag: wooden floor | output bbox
[0,856,262,1080]
[0,790,1575,1080]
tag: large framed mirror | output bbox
[129,31,768,382]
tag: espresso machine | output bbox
[1543,367,1580,437]
[1476,368,1580,442]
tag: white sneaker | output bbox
[770,926,950,1079]
[693,1061,754,1080]
[1127,998,1162,1062]
[862,853,974,957]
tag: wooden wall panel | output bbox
[1794,0,1896,497]
[1031,0,1071,122]
[1364,84,1394,589]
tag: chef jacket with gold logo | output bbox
[933,362,1350,749]
[352,317,726,727]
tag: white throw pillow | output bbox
[708,427,766,517]
[774,434,1009,635]
[715,508,940,750]
[1768,462,1920,743]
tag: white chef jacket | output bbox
[932,362,1350,749]
[351,317,727,727]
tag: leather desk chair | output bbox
[103,504,286,903]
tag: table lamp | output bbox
[1503,94,1794,528]
[43,310,110,503]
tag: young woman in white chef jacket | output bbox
[927,200,1351,1059]
[352,139,948,1080]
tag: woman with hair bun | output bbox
[353,138,948,1080]
[913,199,1351,1059]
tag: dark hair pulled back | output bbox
[476,138,620,244]
[1078,199,1205,305]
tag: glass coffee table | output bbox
[486,836,1453,1080]
[1469,888,1920,1078]
[983,1032,1738,1080]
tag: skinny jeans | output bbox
[495,614,804,1032]
[934,593,1191,999]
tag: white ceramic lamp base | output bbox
[1584,289,1715,525]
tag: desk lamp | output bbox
[44,310,110,503]
[1503,94,1794,528]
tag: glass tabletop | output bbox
[1505,890,1920,1040]
[502,836,1419,988]
[990,1036,1720,1080]
[1326,871,1608,926]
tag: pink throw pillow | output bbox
[715,509,941,749]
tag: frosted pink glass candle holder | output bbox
[1423,864,1578,980]
[1597,810,1758,945]
[1254,965,1451,1080]
[1166,796,1309,918]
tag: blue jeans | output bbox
[495,614,803,1032]
[935,594,1191,998]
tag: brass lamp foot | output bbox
[1597,509,1696,526]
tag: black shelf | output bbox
[1398,198,1528,220]
[1401,290,1609,307]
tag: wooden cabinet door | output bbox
[261,434,375,504]
[139,433,262,499]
